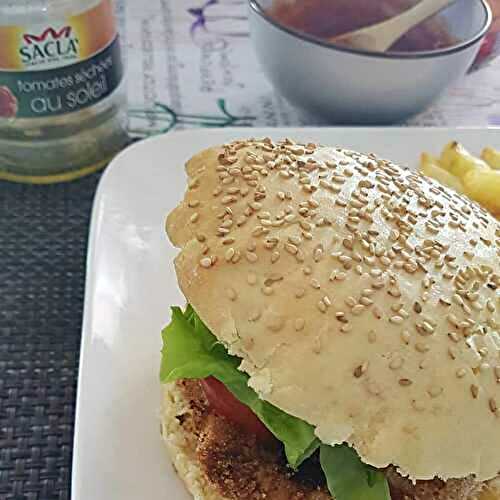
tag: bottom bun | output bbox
[160,381,499,500]
[161,382,227,500]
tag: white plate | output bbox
[72,127,500,500]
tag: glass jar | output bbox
[0,0,128,183]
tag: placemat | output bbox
[0,173,100,500]
[0,2,499,499]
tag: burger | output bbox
[160,138,500,500]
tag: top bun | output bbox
[166,138,500,482]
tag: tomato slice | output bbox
[200,377,274,441]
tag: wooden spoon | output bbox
[329,0,458,52]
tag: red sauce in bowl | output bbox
[267,0,456,52]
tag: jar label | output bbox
[0,0,123,119]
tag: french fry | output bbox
[420,152,440,165]
[481,147,500,170]
[439,141,490,180]
[419,153,464,193]
[463,169,500,216]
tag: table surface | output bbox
[1,1,499,498]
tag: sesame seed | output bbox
[200,258,212,268]
[295,288,306,299]
[470,384,479,399]
[345,296,357,308]
[248,310,261,322]
[415,342,430,353]
[190,212,200,223]
[389,229,400,241]
[400,309,410,319]
[264,237,279,250]
[480,363,490,373]
[236,215,247,226]
[490,398,498,415]
[285,243,298,255]
[421,321,435,335]
[456,368,467,378]
[353,362,369,378]
[311,279,321,289]
[343,238,353,250]
[225,248,236,262]
[221,195,237,204]
[295,318,305,331]
[399,378,412,387]
[314,246,324,262]
[262,286,274,296]
[317,301,327,313]
[267,314,285,332]
[247,272,257,285]
[447,313,459,328]
[341,324,353,334]
[246,251,258,263]
[196,233,206,243]
[367,381,381,396]
[389,357,404,370]
[339,256,353,269]
[352,305,365,316]
[390,315,404,325]
[288,235,302,246]
[479,347,489,358]
[428,386,443,398]
[380,256,391,267]
[227,288,237,301]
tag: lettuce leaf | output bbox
[160,305,391,500]
[160,305,319,468]
[320,445,391,500]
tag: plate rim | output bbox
[71,125,500,499]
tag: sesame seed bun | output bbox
[166,138,500,482]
